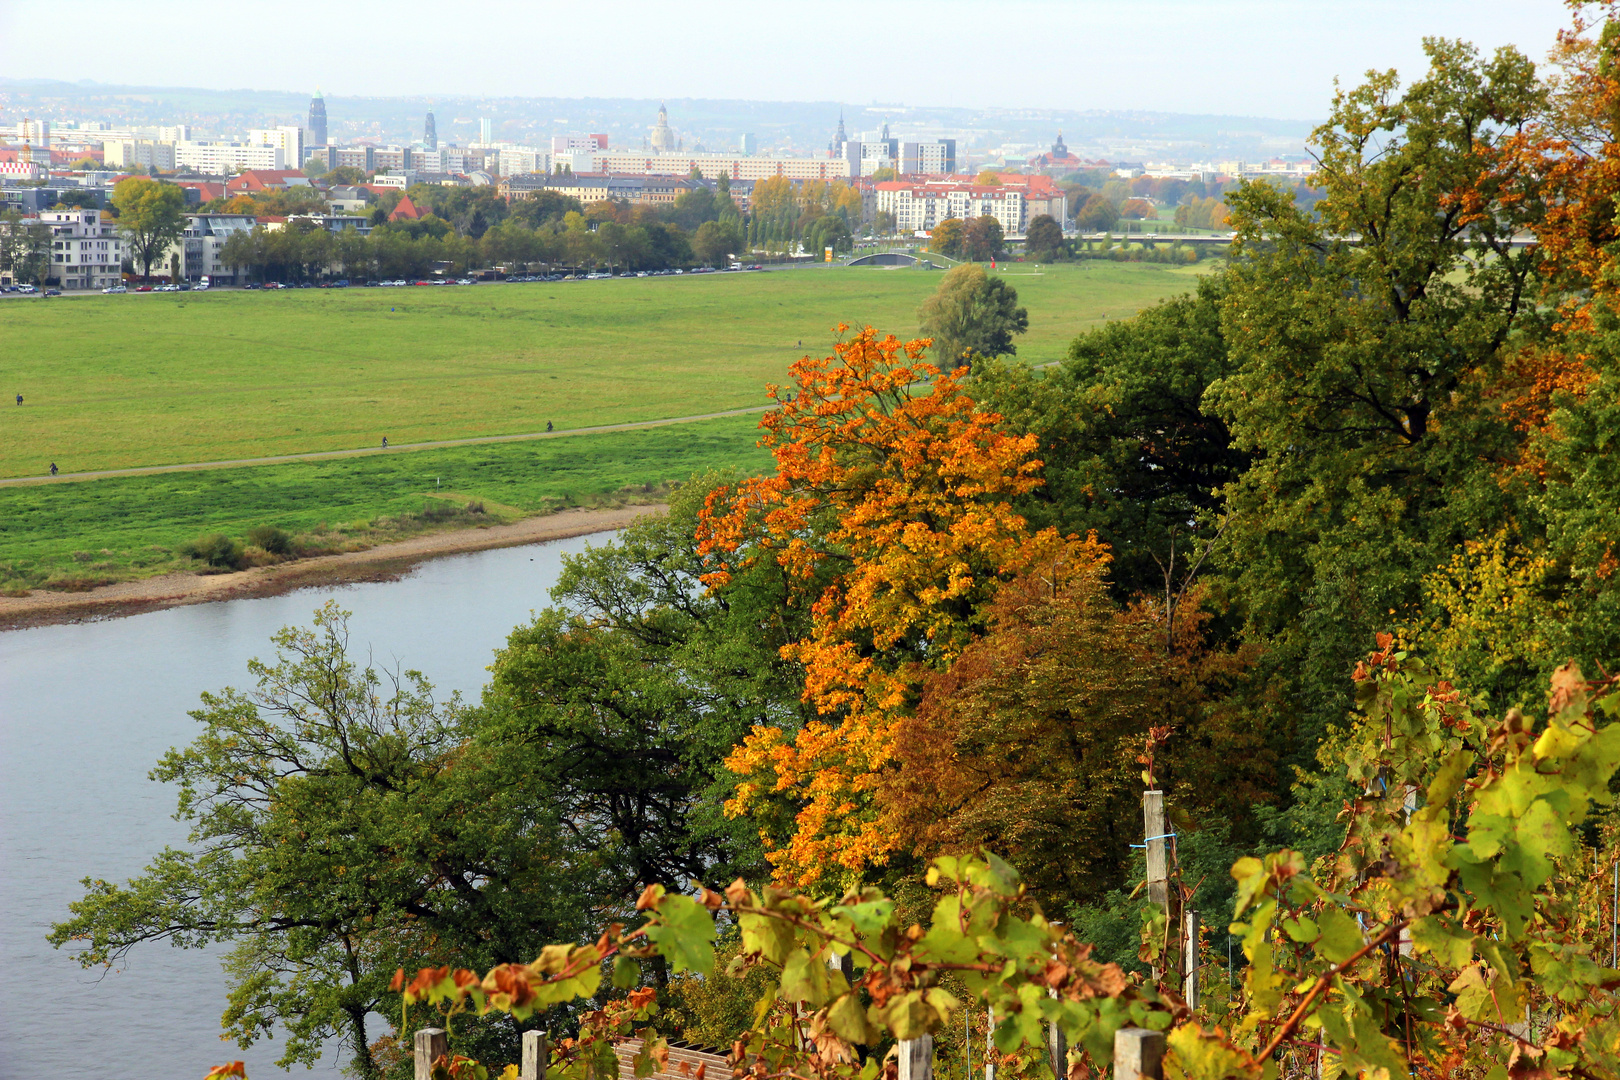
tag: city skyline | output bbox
[0,0,1573,121]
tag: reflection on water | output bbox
[0,534,609,1078]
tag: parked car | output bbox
[102,284,127,294]
[155,283,179,292]
[135,285,153,292]
[43,288,61,296]
[17,284,38,293]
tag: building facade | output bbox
[105,139,178,171]
[41,208,123,290]
[875,180,1025,236]
[174,141,286,173]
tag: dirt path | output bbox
[0,406,772,487]
[0,504,664,632]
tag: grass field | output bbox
[0,414,769,592]
[0,260,1207,479]
[0,260,1210,592]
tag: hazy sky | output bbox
[0,0,1576,119]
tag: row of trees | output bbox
[927,215,1005,260]
[216,209,749,282]
[51,16,1620,1080]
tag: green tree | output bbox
[804,213,852,256]
[0,210,52,285]
[1075,192,1119,231]
[1207,37,1544,753]
[1024,213,1066,260]
[971,275,1244,599]
[691,219,743,267]
[916,262,1028,370]
[962,215,1004,260]
[48,604,587,1077]
[111,176,187,280]
[873,209,896,235]
[928,217,965,258]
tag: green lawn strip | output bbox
[0,261,1206,478]
[0,413,770,592]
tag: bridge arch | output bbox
[845,252,928,267]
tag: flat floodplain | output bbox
[0,261,1207,479]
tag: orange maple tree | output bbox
[696,325,1104,886]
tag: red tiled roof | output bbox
[388,194,425,221]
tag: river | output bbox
[0,533,611,1079]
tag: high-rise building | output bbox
[307,92,328,147]
[424,110,437,150]
[479,118,493,144]
[740,133,757,155]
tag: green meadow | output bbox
[0,260,1209,591]
[0,415,769,592]
[0,261,1205,478]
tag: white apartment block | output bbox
[498,149,550,176]
[174,141,286,173]
[248,126,305,165]
[41,208,123,290]
[551,134,609,154]
[593,151,850,181]
[875,181,1026,236]
[169,214,256,284]
[105,139,178,171]
[0,161,46,180]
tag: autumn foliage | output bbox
[696,325,1104,885]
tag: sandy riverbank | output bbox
[0,504,664,632]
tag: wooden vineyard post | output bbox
[897,1035,933,1080]
[521,1030,548,1080]
[414,1028,447,1080]
[1183,909,1200,1009]
[1143,790,1180,986]
[1113,1027,1165,1080]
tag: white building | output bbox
[174,141,286,173]
[592,150,849,181]
[41,208,123,290]
[0,161,47,181]
[498,148,550,176]
[903,140,957,176]
[105,139,178,171]
[248,126,305,165]
[170,213,257,284]
[874,181,1025,236]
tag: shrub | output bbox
[181,532,245,570]
[244,524,293,555]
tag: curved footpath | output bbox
[0,504,664,632]
[0,405,774,487]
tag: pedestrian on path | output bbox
[546,421,553,432]
[15,394,21,405]
[382,435,389,448]
[49,462,57,476]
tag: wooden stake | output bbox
[414,1028,447,1080]
[521,1031,547,1080]
[1113,1027,1165,1080]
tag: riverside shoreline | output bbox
[0,504,663,632]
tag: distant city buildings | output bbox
[424,110,437,150]
[740,133,757,155]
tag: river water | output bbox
[0,534,610,1079]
